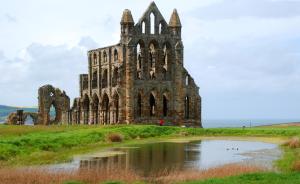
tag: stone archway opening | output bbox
[137,93,142,117]
[163,95,168,117]
[83,95,90,124]
[149,94,156,117]
[49,103,57,123]
[24,115,34,125]
[92,95,99,124]
[113,94,119,124]
[102,94,110,124]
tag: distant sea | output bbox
[203,119,300,128]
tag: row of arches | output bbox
[136,92,169,118]
[72,93,120,125]
[141,12,165,35]
[135,93,191,119]
[91,49,119,66]
[136,40,171,80]
[91,67,120,89]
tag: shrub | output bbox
[106,133,123,142]
[283,137,300,149]
[293,161,300,171]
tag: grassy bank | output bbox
[1,124,300,183]
[1,125,300,166]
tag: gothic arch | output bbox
[112,67,119,87]
[150,12,155,34]
[101,93,110,124]
[136,40,145,79]
[82,94,90,124]
[102,69,108,88]
[149,92,156,117]
[148,40,159,80]
[92,93,100,124]
[113,49,118,62]
[112,92,120,124]
[103,50,107,63]
[136,92,142,118]
[184,95,190,119]
[92,69,98,89]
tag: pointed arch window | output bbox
[114,49,118,62]
[159,23,162,34]
[93,53,97,65]
[150,12,155,34]
[163,95,168,117]
[103,51,107,63]
[149,94,156,116]
[137,93,142,117]
[142,21,146,34]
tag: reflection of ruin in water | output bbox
[79,141,202,176]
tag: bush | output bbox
[283,137,300,149]
[293,161,300,171]
[106,133,123,142]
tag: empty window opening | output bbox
[137,94,142,117]
[114,49,118,62]
[102,69,108,88]
[142,21,146,34]
[150,12,155,34]
[92,70,98,89]
[185,76,189,86]
[149,94,156,116]
[159,23,162,34]
[24,116,34,125]
[112,68,119,87]
[103,51,107,62]
[93,96,99,124]
[93,53,97,65]
[50,104,56,122]
[163,95,168,117]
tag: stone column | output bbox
[124,45,135,124]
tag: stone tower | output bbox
[70,2,202,127]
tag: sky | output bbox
[1,0,300,120]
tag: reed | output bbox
[0,164,262,184]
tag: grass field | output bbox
[0,124,300,183]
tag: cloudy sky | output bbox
[1,0,300,120]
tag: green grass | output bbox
[180,172,300,184]
[1,124,300,183]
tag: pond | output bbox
[49,139,281,176]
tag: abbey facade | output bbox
[70,2,202,127]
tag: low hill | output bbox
[0,105,38,123]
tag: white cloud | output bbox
[0,0,300,119]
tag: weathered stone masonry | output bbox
[69,2,202,127]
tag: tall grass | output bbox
[0,164,262,184]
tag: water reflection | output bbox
[73,140,280,176]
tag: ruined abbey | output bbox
[6,2,202,127]
[69,2,201,126]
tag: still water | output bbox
[50,139,281,175]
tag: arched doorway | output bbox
[113,94,119,124]
[83,95,90,124]
[163,95,168,117]
[102,94,110,124]
[137,93,142,117]
[149,94,156,116]
[49,103,57,124]
[24,115,34,125]
[92,95,99,124]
